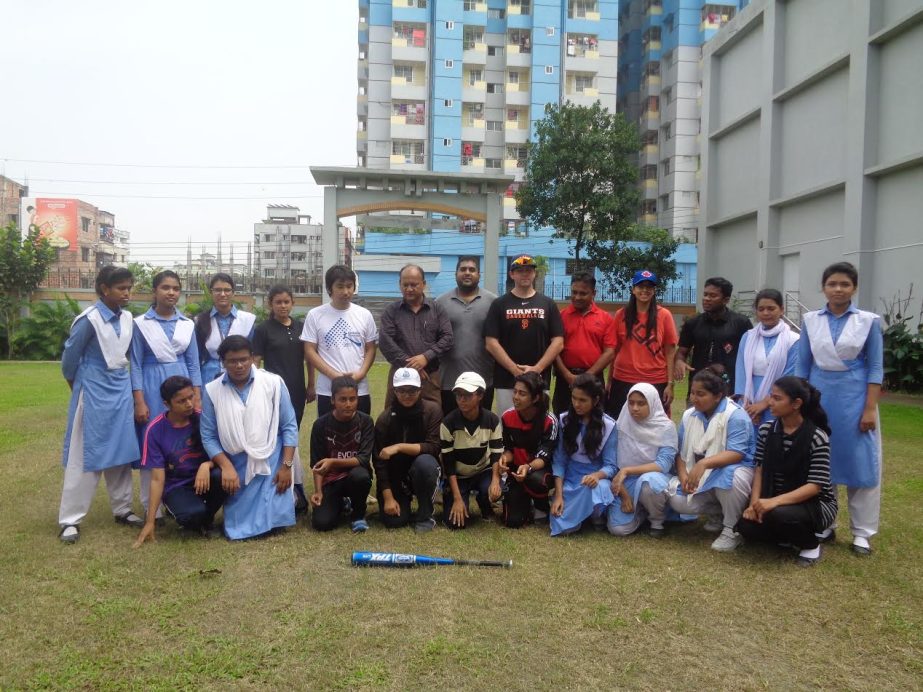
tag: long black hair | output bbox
[625,283,658,342]
[772,376,831,434]
[562,373,605,458]
[195,273,235,361]
[513,371,550,455]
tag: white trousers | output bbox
[668,466,754,532]
[841,456,882,539]
[607,483,668,536]
[58,394,133,526]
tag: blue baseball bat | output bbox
[351,551,512,568]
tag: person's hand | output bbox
[449,498,469,527]
[310,491,323,507]
[513,464,529,482]
[674,360,694,382]
[383,496,401,517]
[521,364,543,375]
[305,385,317,404]
[683,461,707,494]
[563,370,577,386]
[515,364,529,374]
[550,495,564,517]
[194,464,211,495]
[134,400,150,424]
[611,469,627,496]
[860,407,877,433]
[488,479,502,503]
[581,473,599,489]
[132,522,156,548]
[620,493,634,514]
[379,445,400,461]
[662,383,674,410]
[405,354,428,371]
[313,459,333,476]
[742,504,757,522]
[751,497,777,522]
[745,401,768,426]
[273,465,292,494]
[221,466,240,495]
[497,456,510,475]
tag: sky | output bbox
[0,0,358,265]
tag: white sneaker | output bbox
[711,528,742,552]
[703,517,723,533]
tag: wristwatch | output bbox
[282,457,294,468]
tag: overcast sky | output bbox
[0,0,358,264]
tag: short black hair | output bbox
[704,276,733,298]
[571,271,596,289]
[330,375,359,397]
[754,288,784,310]
[160,375,194,403]
[456,255,480,271]
[95,265,134,297]
[209,272,235,290]
[821,261,858,287]
[325,265,356,294]
[218,335,252,359]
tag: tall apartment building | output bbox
[357,0,617,226]
[617,0,745,240]
[253,205,336,294]
[1,175,27,228]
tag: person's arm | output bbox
[598,425,618,480]
[372,412,392,491]
[660,310,678,406]
[377,304,408,366]
[305,359,316,403]
[200,386,240,494]
[355,341,377,382]
[795,325,812,379]
[529,336,564,375]
[734,332,749,399]
[586,347,615,379]
[308,418,326,506]
[303,341,340,380]
[423,302,454,363]
[742,468,763,522]
[129,329,150,424]
[185,332,203,388]
[61,316,94,388]
[251,323,267,369]
[674,317,695,381]
[419,403,443,459]
[133,467,165,547]
[485,336,520,376]
[554,355,574,381]
[272,384,297,493]
[684,408,748,493]
[783,336,798,377]
[860,319,884,432]
[550,434,566,517]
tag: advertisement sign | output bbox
[21,197,78,249]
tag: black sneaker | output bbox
[114,512,144,528]
[59,525,80,544]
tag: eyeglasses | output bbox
[212,288,233,294]
[394,387,419,396]
[224,357,251,366]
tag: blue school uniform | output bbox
[199,306,256,384]
[200,367,298,539]
[796,304,883,487]
[550,413,618,536]
[61,301,139,472]
[130,308,202,448]
[606,445,676,529]
[734,330,799,427]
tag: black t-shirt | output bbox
[252,317,306,415]
[678,308,752,390]
[483,292,564,389]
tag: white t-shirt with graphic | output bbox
[301,303,378,396]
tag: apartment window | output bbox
[359,50,366,60]
[661,122,672,139]
[446,20,455,30]
[393,101,425,123]
[486,120,503,131]
[81,247,91,262]
[443,98,453,108]
[291,235,307,244]
[488,8,506,19]
[547,26,555,37]
[487,82,503,94]
[463,0,479,9]
[567,33,599,57]
[392,139,426,163]
[508,71,519,85]
[646,95,660,113]
[81,217,91,233]
[545,65,554,75]
[569,1,598,19]
[463,27,484,49]
[506,145,528,167]
[508,29,531,52]
[467,69,483,85]
[485,158,502,169]
[662,158,671,176]
[575,74,594,92]
[463,103,483,125]
[443,138,454,147]
[641,164,657,180]
[394,23,426,46]
[506,108,519,121]
[264,251,276,259]
[263,233,272,242]
[641,200,657,215]
[645,61,660,76]
[444,59,454,69]
[488,45,504,57]
[461,142,482,164]
[399,0,427,6]
[662,86,672,103]
[510,0,530,14]
[291,252,307,262]
[264,268,275,278]
[394,64,414,81]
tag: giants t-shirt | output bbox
[484,292,564,389]
[141,412,210,495]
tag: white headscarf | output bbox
[616,383,678,467]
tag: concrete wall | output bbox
[700,0,923,320]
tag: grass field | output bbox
[0,361,920,690]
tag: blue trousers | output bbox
[163,467,226,530]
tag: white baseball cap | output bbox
[392,367,422,388]
[453,371,486,393]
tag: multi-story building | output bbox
[253,205,337,294]
[358,0,618,227]
[1,175,27,228]
[617,0,746,241]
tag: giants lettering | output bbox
[504,308,545,320]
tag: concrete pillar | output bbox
[322,186,339,304]
[484,191,501,295]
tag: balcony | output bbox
[505,126,529,144]
[463,43,487,64]
[358,59,368,81]
[391,75,427,100]
[507,1,530,15]
[505,88,530,106]
[462,81,487,103]
[461,157,486,172]
[640,143,659,166]
[461,123,486,142]
[641,213,658,225]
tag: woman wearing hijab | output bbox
[606,383,679,538]
[734,289,799,428]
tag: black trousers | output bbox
[442,469,493,529]
[605,379,668,419]
[502,468,553,528]
[377,454,441,528]
[737,501,823,550]
[316,394,371,417]
[163,467,226,531]
[441,387,494,416]
[310,466,372,531]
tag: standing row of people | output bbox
[56,260,883,563]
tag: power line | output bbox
[27,192,325,200]
[2,157,309,169]
[27,178,317,185]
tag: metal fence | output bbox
[39,269,324,295]
[545,281,697,304]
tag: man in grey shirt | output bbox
[436,256,497,415]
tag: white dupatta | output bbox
[803,308,876,372]
[741,322,799,405]
[679,399,739,494]
[204,310,256,359]
[135,312,194,363]
[73,305,133,370]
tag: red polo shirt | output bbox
[559,302,616,371]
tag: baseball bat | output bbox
[351,551,512,568]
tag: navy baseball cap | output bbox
[632,269,658,286]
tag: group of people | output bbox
[56,255,884,567]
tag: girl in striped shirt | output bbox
[738,376,837,567]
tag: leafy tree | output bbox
[515,102,640,262]
[13,297,80,360]
[128,261,163,292]
[0,223,57,359]
[597,225,680,298]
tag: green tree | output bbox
[13,297,81,360]
[0,223,57,359]
[128,261,162,292]
[598,225,680,298]
[515,102,640,262]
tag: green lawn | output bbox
[0,361,920,690]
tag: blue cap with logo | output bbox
[632,269,658,286]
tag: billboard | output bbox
[21,197,78,249]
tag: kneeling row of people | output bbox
[137,335,837,567]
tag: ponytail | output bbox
[772,376,831,434]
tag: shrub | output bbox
[880,286,923,393]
